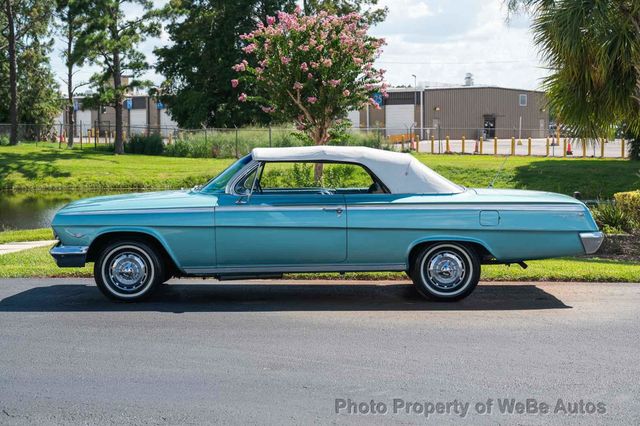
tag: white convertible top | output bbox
[251,146,462,194]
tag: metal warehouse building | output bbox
[350,85,548,140]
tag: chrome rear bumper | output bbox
[50,244,88,267]
[579,232,604,255]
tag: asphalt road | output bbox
[0,278,638,425]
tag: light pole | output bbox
[412,74,417,140]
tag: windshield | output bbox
[201,155,252,192]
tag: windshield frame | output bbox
[200,154,252,193]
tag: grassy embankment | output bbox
[1,142,639,198]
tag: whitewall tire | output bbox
[94,240,165,302]
[410,243,480,301]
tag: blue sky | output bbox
[50,0,547,92]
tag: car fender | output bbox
[92,226,183,270]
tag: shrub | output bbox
[125,134,164,155]
[613,190,640,225]
[0,135,9,146]
[164,140,191,157]
[591,201,635,234]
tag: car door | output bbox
[215,164,347,268]
[345,193,414,267]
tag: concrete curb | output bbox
[0,240,57,256]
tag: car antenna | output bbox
[488,155,509,188]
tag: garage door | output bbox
[129,109,147,134]
[76,110,91,135]
[385,105,414,136]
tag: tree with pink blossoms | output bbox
[232,8,387,148]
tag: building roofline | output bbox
[422,85,545,93]
[387,85,544,94]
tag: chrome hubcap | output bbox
[109,252,148,292]
[426,251,466,290]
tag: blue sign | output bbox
[73,99,80,111]
[125,98,133,110]
[156,101,165,110]
[372,92,383,107]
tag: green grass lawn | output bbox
[0,245,638,282]
[1,142,638,197]
[0,142,234,191]
[0,228,52,244]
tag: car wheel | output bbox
[410,243,480,301]
[94,240,165,302]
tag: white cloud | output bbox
[371,0,548,90]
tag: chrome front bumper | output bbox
[579,232,604,255]
[50,244,89,267]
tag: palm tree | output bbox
[509,0,640,159]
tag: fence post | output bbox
[269,125,272,147]
[461,136,465,154]
[546,137,550,156]
[479,137,483,155]
[600,138,605,158]
[430,135,435,154]
[445,135,451,154]
[621,139,625,158]
[235,127,239,159]
[563,138,567,158]
[582,138,586,158]
[511,137,515,155]
[527,137,532,156]
[494,137,498,155]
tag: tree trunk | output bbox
[113,50,124,154]
[312,126,328,182]
[67,21,74,148]
[5,0,18,145]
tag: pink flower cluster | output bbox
[232,9,388,117]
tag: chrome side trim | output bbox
[348,203,585,212]
[579,231,604,255]
[59,207,216,216]
[216,205,346,212]
[215,203,585,213]
[184,263,407,275]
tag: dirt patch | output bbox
[595,234,640,262]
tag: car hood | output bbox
[57,190,218,214]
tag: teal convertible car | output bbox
[50,146,603,302]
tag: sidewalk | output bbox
[0,240,57,256]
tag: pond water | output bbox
[0,191,126,230]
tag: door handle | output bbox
[323,207,344,214]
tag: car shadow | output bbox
[0,282,571,312]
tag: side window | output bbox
[258,162,383,194]
[234,167,258,195]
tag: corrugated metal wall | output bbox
[423,87,548,139]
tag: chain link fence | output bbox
[0,123,631,159]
